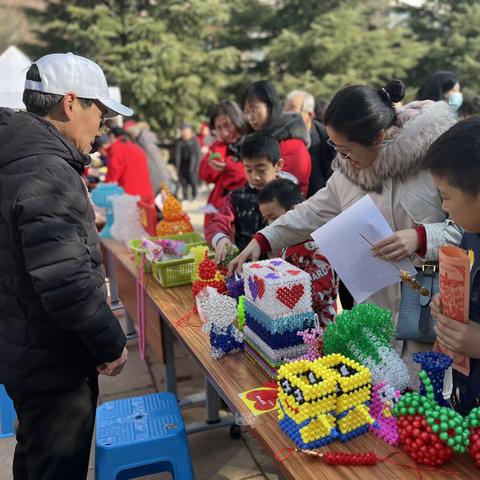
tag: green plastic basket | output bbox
[152,249,215,288]
[128,232,205,272]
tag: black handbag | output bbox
[396,265,439,343]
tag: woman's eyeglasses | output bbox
[326,138,352,160]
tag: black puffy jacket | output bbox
[0,108,126,393]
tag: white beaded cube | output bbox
[243,258,312,317]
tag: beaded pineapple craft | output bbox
[156,189,193,235]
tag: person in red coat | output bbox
[241,80,311,196]
[199,100,248,228]
[103,126,154,203]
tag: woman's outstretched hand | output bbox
[373,228,419,262]
[228,239,261,276]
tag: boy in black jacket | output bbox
[205,134,297,262]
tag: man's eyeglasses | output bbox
[326,138,352,160]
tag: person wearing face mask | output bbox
[199,100,248,228]
[416,70,463,112]
[230,80,463,379]
[241,80,312,196]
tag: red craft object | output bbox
[397,414,453,466]
[324,452,378,466]
[470,426,480,467]
[192,252,227,307]
[138,200,158,235]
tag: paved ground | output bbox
[0,185,284,479]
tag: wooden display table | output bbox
[102,239,477,480]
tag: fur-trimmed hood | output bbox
[333,100,457,192]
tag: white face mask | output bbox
[447,92,463,111]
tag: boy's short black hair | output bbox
[421,116,480,196]
[258,178,304,210]
[239,133,281,165]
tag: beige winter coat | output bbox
[259,100,462,317]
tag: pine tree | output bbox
[266,2,427,100]
[398,0,480,95]
[25,0,240,137]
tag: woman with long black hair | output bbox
[199,100,248,227]
[241,80,312,195]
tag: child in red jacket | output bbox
[258,178,338,327]
[199,101,247,228]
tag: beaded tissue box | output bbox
[277,354,376,449]
[243,296,316,379]
[243,259,312,317]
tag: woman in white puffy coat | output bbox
[231,80,461,378]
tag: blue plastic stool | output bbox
[0,384,15,438]
[95,392,194,479]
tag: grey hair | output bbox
[285,90,315,113]
[23,63,94,117]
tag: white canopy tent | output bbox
[0,45,31,109]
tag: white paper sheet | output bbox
[311,195,416,303]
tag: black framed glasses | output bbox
[327,138,352,160]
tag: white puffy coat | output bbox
[259,100,462,316]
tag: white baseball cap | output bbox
[24,52,134,118]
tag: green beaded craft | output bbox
[323,304,395,363]
[237,295,246,331]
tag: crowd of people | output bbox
[1,49,480,480]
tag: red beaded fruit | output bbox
[217,264,228,276]
[397,414,453,466]
[469,426,480,467]
[192,252,227,311]
[198,253,218,280]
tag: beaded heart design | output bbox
[248,275,265,301]
[287,269,302,276]
[276,284,304,309]
[271,260,283,266]
[249,263,262,269]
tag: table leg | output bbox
[206,378,221,424]
[124,310,138,340]
[106,249,122,311]
[160,316,236,435]
[161,316,178,397]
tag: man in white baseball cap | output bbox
[0,53,130,479]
